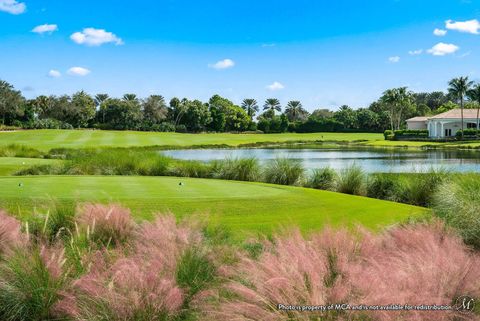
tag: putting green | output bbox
[0,176,428,237]
[0,130,382,151]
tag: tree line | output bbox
[0,77,477,133]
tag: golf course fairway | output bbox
[0,175,428,238]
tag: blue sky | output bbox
[1,0,480,111]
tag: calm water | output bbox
[161,148,480,173]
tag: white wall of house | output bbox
[406,121,427,130]
[428,119,478,137]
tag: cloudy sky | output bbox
[1,0,480,110]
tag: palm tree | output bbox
[263,98,281,116]
[95,94,109,123]
[123,93,138,102]
[448,76,473,140]
[241,98,259,118]
[467,83,480,135]
[285,100,305,122]
[380,87,413,131]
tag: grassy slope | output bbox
[0,157,61,175]
[0,176,428,238]
[0,130,382,150]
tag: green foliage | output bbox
[213,157,260,181]
[0,144,44,158]
[22,118,73,130]
[383,129,394,140]
[398,170,448,207]
[367,174,400,201]
[263,157,304,185]
[0,248,65,321]
[176,247,216,297]
[336,164,366,195]
[307,167,337,190]
[456,129,479,138]
[433,176,480,249]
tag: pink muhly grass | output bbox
[60,214,203,320]
[205,229,359,321]
[76,204,134,246]
[205,223,480,321]
[0,209,26,255]
[349,222,480,321]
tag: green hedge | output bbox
[455,129,479,138]
[384,129,429,140]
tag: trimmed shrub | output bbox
[336,164,366,195]
[263,157,304,185]
[383,129,394,140]
[433,176,480,249]
[306,167,337,190]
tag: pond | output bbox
[161,148,480,173]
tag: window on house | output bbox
[467,123,477,129]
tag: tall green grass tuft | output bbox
[306,167,337,190]
[213,157,260,181]
[0,247,67,321]
[0,144,44,158]
[367,173,400,201]
[176,247,216,298]
[433,175,480,249]
[397,169,448,207]
[336,164,366,195]
[263,157,304,185]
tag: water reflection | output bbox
[161,148,480,173]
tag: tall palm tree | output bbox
[241,98,259,118]
[263,98,281,116]
[448,76,473,140]
[285,100,305,122]
[467,83,480,134]
[123,93,138,102]
[95,94,109,123]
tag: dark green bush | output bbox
[336,164,366,195]
[383,129,394,140]
[367,174,400,201]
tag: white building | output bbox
[406,109,480,138]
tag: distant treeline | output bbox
[0,78,473,133]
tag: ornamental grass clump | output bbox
[76,204,134,246]
[0,210,25,256]
[263,157,304,185]
[336,163,366,195]
[213,157,260,182]
[205,222,480,321]
[58,215,214,321]
[433,175,480,249]
[306,166,337,190]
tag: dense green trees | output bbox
[1,76,478,133]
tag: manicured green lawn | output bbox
[0,157,61,176]
[0,175,428,238]
[0,130,382,151]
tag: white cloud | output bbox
[0,0,26,14]
[427,42,459,56]
[445,19,480,34]
[408,49,423,55]
[208,58,235,70]
[32,24,58,34]
[48,70,61,78]
[67,67,91,76]
[433,28,447,36]
[388,56,400,63]
[266,81,285,91]
[70,28,123,46]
